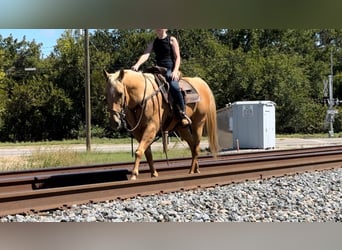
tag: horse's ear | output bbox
[118,68,125,81]
[103,69,110,80]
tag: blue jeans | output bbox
[165,69,185,112]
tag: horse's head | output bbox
[104,69,126,130]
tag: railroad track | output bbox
[1,145,342,217]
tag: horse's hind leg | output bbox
[178,124,204,174]
[145,145,158,178]
[190,132,201,174]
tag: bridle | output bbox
[107,72,163,132]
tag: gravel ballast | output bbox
[1,167,342,222]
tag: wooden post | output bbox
[84,29,91,151]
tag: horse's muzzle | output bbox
[109,112,122,130]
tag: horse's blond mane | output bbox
[120,70,155,84]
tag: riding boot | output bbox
[174,89,191,127]
[167,70,191,127]
[179,110,192,127]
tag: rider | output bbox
[131,29,191,127]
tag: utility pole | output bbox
[84,29,91,151]
[325,49,338,138]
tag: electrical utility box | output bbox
[232,101,276,149]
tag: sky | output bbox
[0,29,66,57]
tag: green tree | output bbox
[51,30,86,137]
[0,33,74,141]
[1,78,72,141]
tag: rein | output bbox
[124,73,162,133]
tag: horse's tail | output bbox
[205,86,219,157]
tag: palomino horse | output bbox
[104,69,218,180]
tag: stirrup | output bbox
[180,112,192,127]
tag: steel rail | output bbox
[1,145,341,179]
[0,146,342,217]
[1,145,341,193]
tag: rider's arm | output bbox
[170,36,181,80]
[132,42,154,71]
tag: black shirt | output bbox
[153,35,175,70]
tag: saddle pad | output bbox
[179,79,201,104]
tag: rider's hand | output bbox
[131,65,139,71]
[171,70,180,81]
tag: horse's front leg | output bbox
[132,144,158,180]
[131,146,144,180]
[144,145,158,178]
[131,126,158,180]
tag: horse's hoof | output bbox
[151,171,159,178]
[189,170,200,174]
[130,175,137,180]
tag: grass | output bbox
[0,137,132,147]
[24,150,134,170]
[276,132,342,139]
[0,141,196,172]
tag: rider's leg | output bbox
[166,70,191,126]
